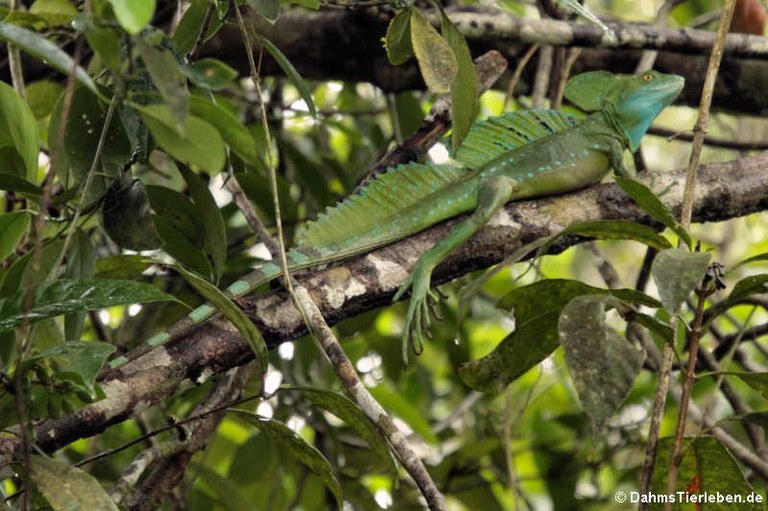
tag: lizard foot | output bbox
[393,260,441,365]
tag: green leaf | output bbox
[409,7,457,94]
[48,86,132,201]
[440,11,477,151]
[558,220,672,250]
[172,0,211,55]
[0,80,39,181]
[459,279,657,393]
[651,436,762,510]
[146,183,212,276]
[173,265,267,374]
[25,79,63,119]
[188,95,257,165]
[0,212,30,263]
[651,248,711,314]
[0,279,177,332]
[191,463,254,511]
[30,456,120,511]
[557,0,616,41]
[0,21,99,96]
[138,103,226,175]
[29,0,78,27]
[559,295,644,433]
[726,372,768,400]
[81,22,122,72]
[257,35,317,119]
[233,410,342,507]
[102,177,163,250]
[27,341,115,394]
[247,0,280,23]
[95,255,153,279]
[178,166,227,281]
[63,230,96,343]
[136,37,188,129]
[184,58,238,90]
[732,412,768,428]
[734,252,768,268]
[107,0,155,35]
[289,386,399,479]
[367,382,438,443]
[384,9,413,65]
[0,172,43,195]
[614,176,692,248]
[727,274,768,302]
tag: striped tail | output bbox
[108,253,305,369]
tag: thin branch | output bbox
[647,125,768,151]
[5,150,768,462]
[664,1,737,505]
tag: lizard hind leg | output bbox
[393,175,517,365]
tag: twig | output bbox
[503,44,539,111]
[663,1,737,506]
[647,125,768,151]
[359,50,508,186]
[234,7,446,507]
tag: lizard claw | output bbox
[393,261,441,365]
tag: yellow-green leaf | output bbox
[384,9,413,65]
[30,456,120,511]
[409,7,457,93]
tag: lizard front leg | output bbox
[393,175,516,365]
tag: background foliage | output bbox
[1,0,768,509]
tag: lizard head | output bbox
[565,71,685,151]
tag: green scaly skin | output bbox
[110,70,684,369]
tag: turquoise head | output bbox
[565,71,685,151]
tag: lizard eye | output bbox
[642,72,654,82]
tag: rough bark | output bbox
[198,7,768,114]
[2,150,768,458]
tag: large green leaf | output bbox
[258,35,317,119]
[0,279,177,331]
[102,177,162,251]
[107,0,155,35]
[247,0,280,22]
[178,166,227,281]
[615,176,692,248]
[63,229,96,343]
[136,36,188,129]
[48,86,132,201]
[0,21,98,96]
[172,0,210,54]
[651,436,762,510]
[184,58,238,90]
[384,9,413,65]
[173,265,267,374]
[233,411,342,507]
[289,385,399,478]
[30,456,120,511]
[29,0,78,27]
[0,80,39,181]
[188,95,257,166]
[138,103,225,175]
[651,248,711,314]
[0,211,30,263]
[460,279,658,393]
[440,11,477,151]
[409,7,457,94]
[559,295,644,432]
[26,341,115,394]
[368,382,438,443]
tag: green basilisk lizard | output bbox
[109,70,684,368]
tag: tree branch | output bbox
[2,151,768,459]
[198,7,768,114]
